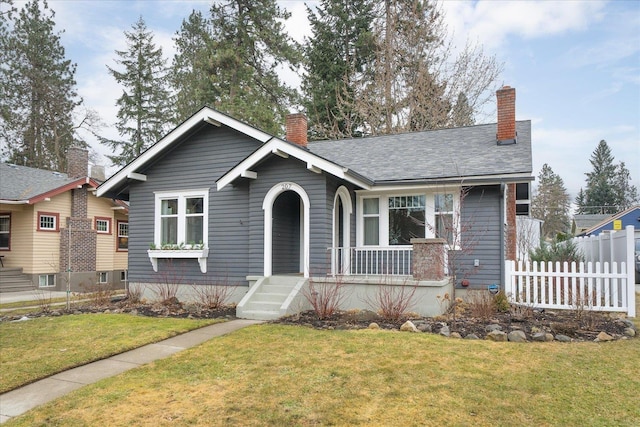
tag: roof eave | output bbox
[97,108,274,198]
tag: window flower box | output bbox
[147,248,209,273]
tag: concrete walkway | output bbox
[0,319,261,424]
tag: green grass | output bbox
[0,314,220,393]
[6,324,639,427]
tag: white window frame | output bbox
[38,213,58,231]
[38,274,55,288]
[356,188,461,248]
[95,217,111,234]
[117,221,129,251]
[98,272,108,284]
[154,189,209,249]
[0,213,10,250]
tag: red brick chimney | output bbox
[67,146,89,178]
[286,113,308,147]
[496,86,516,145]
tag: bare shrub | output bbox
[151,260,182,304]
[366,277,419,322]
[32,289,53,313]
[127,283,144,304]
[303,275,348,320]
[191,277,238,309]
[466,290,496,319]
[80,280,113,306]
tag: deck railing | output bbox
[328,246,413,276]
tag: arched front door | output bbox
[263,182,310,277]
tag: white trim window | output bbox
[357,189,460,247]
[39,274,55,288]
[98,272,108,284]
[154,190,208,248]
[362,198,380,245]
[434,193,454,244]
[388,195,426,245]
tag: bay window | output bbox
[362,198,380,245]
[434,194,454,244]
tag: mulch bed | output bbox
[2,296,636,342]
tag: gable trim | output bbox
[216,139,372,191]
[97,107,273,198]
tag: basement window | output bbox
[38,274,55,288]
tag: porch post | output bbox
[411,238,446,281]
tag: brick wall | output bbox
[59,217,96,274]
[411,238,446,281]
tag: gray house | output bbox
[97,86,533,319]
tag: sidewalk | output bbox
[0,290,70,305]
[0,318,261,424]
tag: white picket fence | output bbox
[505,225,636,317]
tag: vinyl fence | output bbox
[505,225,636,317]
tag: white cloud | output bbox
[442,0,607,51]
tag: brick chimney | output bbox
[286,113,308,147]
[67,146,89,178]
[496,86,516,145]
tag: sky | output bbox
[7,0,640,200]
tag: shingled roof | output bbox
[308,121,532,184]
[0,163,100,204]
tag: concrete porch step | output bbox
[236,275,307,320]
[238,309,281,321]
[0,268,35,293]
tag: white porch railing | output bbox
[506,260,636,317]
[328,246,413,276]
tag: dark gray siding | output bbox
[455,185,502,288]
[271,191,301,274]
[128,126,258,285]
[247,156,332,276]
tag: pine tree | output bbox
[352,0,501,135]
[531,164,571,239]
[206,0,301,135]
[0,0,83,171]
[576,140,637,214]
[170,10,218,124]
[103,17,171,166]
[302,0,376,139]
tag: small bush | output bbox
[494,291,510,313]
[366,278,419,322]
[191,279,238,309]
[529,239,584,264]
[303,275,348,320]
[466,290,496,319]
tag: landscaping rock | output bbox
[555,334,572,343]
[486,330,507,342]
[507,330,527,342]
[439,325,450,337]
[532,332,554,342]
[464,333,479,340]
[595,331,614,342]
[623,328,635,337]
[485,324,503,332]
[400,321,419,332]
[368,322,380,330]
[417,323,432,333]
[450,332,462,339]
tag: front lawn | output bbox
[7,324,639,426]
[0,314,219,393]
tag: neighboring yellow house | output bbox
[0,148,128,292]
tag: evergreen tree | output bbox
[352,0,501,135]
[0,0,83,171]
[531,164,571,239]
[170,10,218,124]
[451,92,474,127]
[574,188,587,215]
[103,17,171,167]
[302,0,376,139]
[206,0,301,135]
[576,140,637,214]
